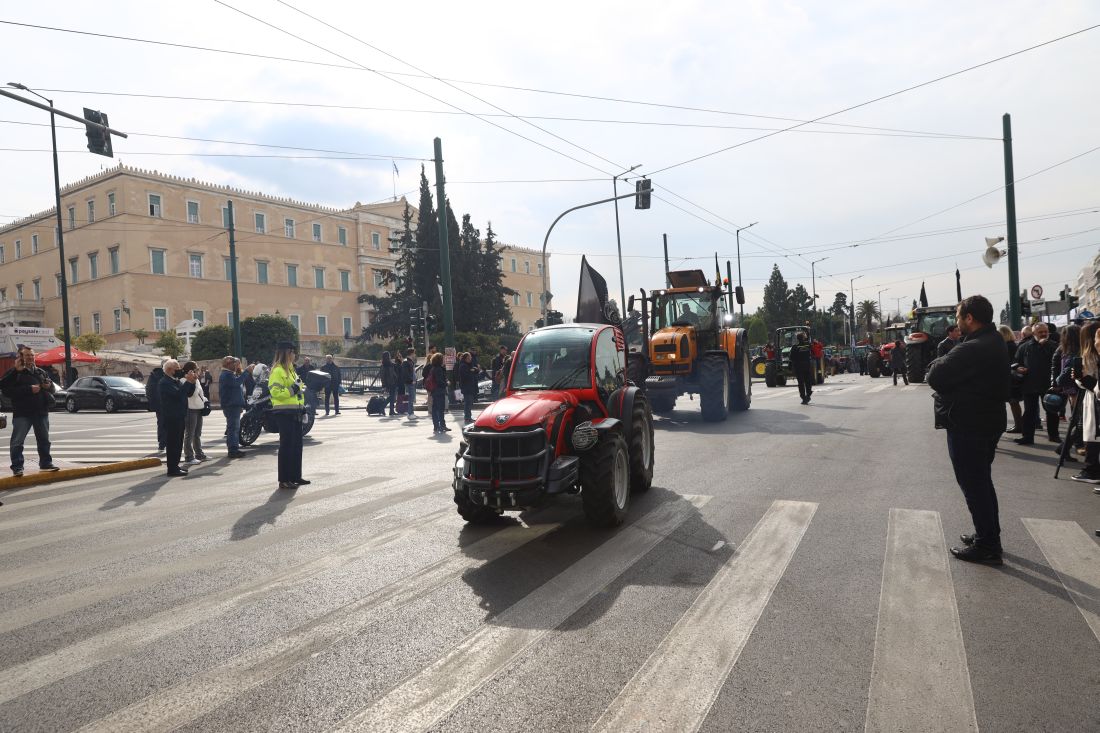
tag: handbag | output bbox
[202,399,212,416]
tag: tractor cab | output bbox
[764,326,826,387]
[648,269,728,358]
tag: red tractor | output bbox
[453,323,654,527]
[866,323,910,378]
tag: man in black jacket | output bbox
[927,295,1009,565]
[936,324,961,358]
[0,346,60,476]
[146,365,165,452]
[158,359,197,476]
[321,354,341,416]
[1013,321,1057,445]
[789,332,814,404]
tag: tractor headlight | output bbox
[572,421,598,452]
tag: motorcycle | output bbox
[238,364,330,447]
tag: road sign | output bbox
[1030,299,1046,314]
[444,347,456,369]
[1030,284,1044,299]
[1045,300,1069,316]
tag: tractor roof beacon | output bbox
[453,323,655,528]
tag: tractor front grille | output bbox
[461,427,548,488]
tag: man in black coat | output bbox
[146,365,165,451]
[321,354,341,416]
[1013,321,1057,445]
[158,359,197,476]
[936,324,961,358]
[890,339,908,385]
[927,295,1009,565]
[789,332,814,404]
[0,346,60,476]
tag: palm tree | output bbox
[856,300,880,335]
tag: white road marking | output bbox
[1023,518,1100,644]
[592,499,817,733]
[867,384,890,393]
[864,509,977,733]
[77,517,567,733]
[710,540,726,552]
[332,495,711,733]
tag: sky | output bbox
[1,0,1097,323]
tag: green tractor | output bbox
[763,326,827,387]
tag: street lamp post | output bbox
[810,256,828,321]
[894,296,908,323]
[612,164,641,315]
[850,275,864,347]
[877,288,889,336]
[735,221,758,321]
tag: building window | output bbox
[317,315,328,336]
[92,312,101,334]
[150,248,166,275]
[287,264,298,287]
[371,231,381,250]
[187,200,200,224]
[0,288,6,301]
[153,307,167,331]
[87,199,96,224]
[285,218,295,238]
[88,252,98,280]
[338,226,347,246]
[69,257,79,284]
[32,279,40,300]
[511,258,517,273]
[192,309,205,325]
[189,253,203,279]
[257,260,269,284]
[16,283,23,301]
[312,223,322,242]
[72,316,81,337]
[109,246,119,274]
[373,270,385,288]
[0,245,4,263]
[31,234,38,254]
[55,273,61,296]
[148,194,162,218]
[113,308,121,332]
[526,292,533,307]
[108,191,116,216]
[524,260,530,274]
[224,257,234,281]
[68,206,76,230]
[343,316,353,338]
[314,267,325,289]
[222,206,233,228]
[537,262,543,276]
[340,270,350,291]
[289,314,300,332]
[513,293,520,306]
[255,212,266,234]
[14,240,21,259]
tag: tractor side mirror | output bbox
[735,286,745,305]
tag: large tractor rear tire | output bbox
[752,356,767,379]
[700,354,730,422]
[628,397,654,493]
[730,349,751,412]
[906,347,926,384]
[581,433,630,527]
[764,361,777,388]
[649,393,676,414]
[815,360,826,385]
[776,374,788,387]
[867,352,881,378]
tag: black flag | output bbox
[919,282,929,308]
[955,268,962,303]
[576,256,615,324]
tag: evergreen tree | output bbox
[829,292,849,319]
[360,201,420,339]
[761,264,793,332]
[790,284,814,323]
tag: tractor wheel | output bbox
[905,348,926,384]
[764,361,777,388]
[730,349,751,412]
[649,393,676,414]
[867,353,881,378]
[581,433,630,527]
[815,361,826,385]
[700,354,730,422]
[628,397,654,493]
[752,356,767,379]
[626,353,648,390]
[776,374,787,387]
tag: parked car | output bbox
[64,376,150,413]
[0,381,68,412]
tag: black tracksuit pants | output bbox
[795,366,813,401]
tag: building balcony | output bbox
[0,297,45,327]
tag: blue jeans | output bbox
[11,413,52,471]
[406,384,416,416]
[946,430,1001,550]
[223,407,242,452]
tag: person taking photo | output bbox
[0,346,60,476]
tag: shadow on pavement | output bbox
[99,473,175,510]
[458,487,730,628]
[997,551,1100,603]
[652,407,856,437]
[230,487,297,541]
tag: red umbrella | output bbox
[33,345,101,365]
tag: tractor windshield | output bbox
[917,312,953,341]
[653,292,716,330]
[510,327,594,391]
[777,329,809,350]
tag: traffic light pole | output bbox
[227,200,243,358]
[1004,113,1022,330]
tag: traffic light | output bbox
[1020,291,1031,318]
[82,108,113,158]
[635,178,651,210]
[1068,292,1080,311]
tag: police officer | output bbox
[789,332,815,404]
[269,340,307,489]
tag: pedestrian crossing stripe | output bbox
[1023,518,1100,645]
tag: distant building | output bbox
[498,244,551,332]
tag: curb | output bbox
[0,457,163,492]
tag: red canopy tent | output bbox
[33,345,101,365]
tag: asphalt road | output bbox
[1,374,1098,732]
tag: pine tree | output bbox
[360,202,420,339]
[477,222,518,333]
[761,264,793,332]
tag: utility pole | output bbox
[433,138,455,354]
[850,275,864,347]
[1003,114,1022,330]
[227,200,242,358]
[736,222,758,322]
[811,256,828,324]
[612,164,641,314]
[423,301,430,356]
[662,233,670,286]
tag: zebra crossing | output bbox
[2,472,1097,732]
[751,379,920,400]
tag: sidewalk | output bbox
[0,456,162,492]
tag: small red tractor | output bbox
[867,323,910,378]
[453,323,654,527]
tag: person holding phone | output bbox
[158,359,197,477]
[0,345,60,476]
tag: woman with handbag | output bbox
[269,341,307,490]
[182,361,209,464]
[1071,323,1100,484]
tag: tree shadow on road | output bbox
[229,487,297,541]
